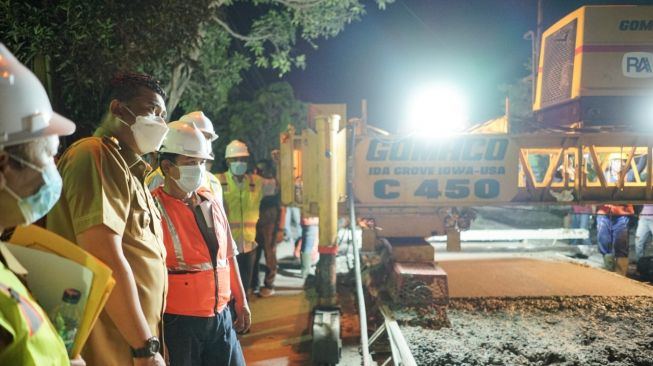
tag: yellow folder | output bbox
[8,225,115,358]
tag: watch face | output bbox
[148,338,160,354]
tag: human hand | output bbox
[233,302,252,334]
[133,353,165,366]
[276,228,285,244]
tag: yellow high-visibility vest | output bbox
[0,245,69,366]
[217,172,263,251]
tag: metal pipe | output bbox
[315,115,340,304]
[536,0,543,83]
[348,120,371,365]
[523,30,536,105]
[380,305,417,366]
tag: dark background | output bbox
[243,0,653,132]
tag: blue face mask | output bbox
[229,161,248,176]
[3,154,62,225]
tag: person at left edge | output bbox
[152,120,249,366]
[47,72,169,366]
[0,43,80,366]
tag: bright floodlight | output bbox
[405,84,468,136]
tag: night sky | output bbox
[278,0,653,132]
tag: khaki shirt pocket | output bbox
[129,183,153,241]
[149,196,164,242]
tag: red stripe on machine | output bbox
[575,45,653,54]
[318,246,339,254]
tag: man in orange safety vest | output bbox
[151,120,249,366]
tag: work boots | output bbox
[615,257,629,276]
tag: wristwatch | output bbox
[130,336,160,358]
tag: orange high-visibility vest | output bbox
[152,187,232,316]
[596,204,634,216]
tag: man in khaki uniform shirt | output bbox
[47,72,169,366]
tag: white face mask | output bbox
[172,164,204,193]
[119,106,169,154]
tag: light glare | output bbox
[405,84,468,136]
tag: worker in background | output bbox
[635,204,653,262]
[283,173,302,245]
[146,111,223,206]
[596,204,633,275]
[217,140,274,297]
[152,121,249,366]
[252,158,282,297]
[299,215,320,280]
[284,205,301,246]
[0,43,83,366]
[47,72,169,365]
[596,156,634,276]
[570,204,593,245]
[289,176,320,279]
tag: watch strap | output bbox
[130,336,159,358]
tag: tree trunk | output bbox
[165,63,193,119]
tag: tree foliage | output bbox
[0,0,392,141]
[212,81,306,170]
[498,58,534,133]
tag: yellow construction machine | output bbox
[278,5,653,364]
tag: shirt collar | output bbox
[95,125,153,180]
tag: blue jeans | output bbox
[284,206,301,243]
[570,213,592,245]
[301,223,319,253]
[635,216,653,260]
[596,215,630,258]
[164,308,245,366]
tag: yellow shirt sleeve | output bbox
[57,138,131,236]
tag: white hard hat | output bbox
[0,43,75,148]
[608,153,628,161]
[159,121,213,160]
[225,140,249,158]
[180,111,218,141]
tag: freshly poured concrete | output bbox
[439,257,653,298]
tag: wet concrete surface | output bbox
[398,296,653,365]
[391,207,653,366]
[441,257,653,298]
[388,257,653,365]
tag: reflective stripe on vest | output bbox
[229,222,257,228]
[217,173,255,193]
[0,284,43,336]
[152,187,232,316]
[154,197,213,272]
[218,172,263,245]
[0,259,69,365]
